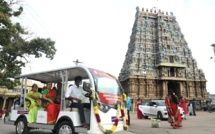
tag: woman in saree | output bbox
[42,82,60,124]
[179,96,188,115]
[165,90,182,128]
[26,84,41,123]
[137,98,144,119]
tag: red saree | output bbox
[165,96,182,128]
[180,99,188,114]
[46,89,60,124]
[137,101,144,119]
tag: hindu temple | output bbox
[118,7,210,111]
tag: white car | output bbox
[139,100,185,120]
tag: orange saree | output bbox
[165,96,182,128]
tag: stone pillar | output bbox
[146,79,148,98]
[174,68,176,77]
[202,83,206,98]
[148,80,155,99]
[143,78,147,98]
[197,82,202,98]
[179,82,183,97]
[132,99,137,113]
[131,79,136,97]
[139,78,144,99]
[189,82,195,98]
[162,81,167,99]
[139,78,145,98]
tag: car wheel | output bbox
[157,112,163,120]
[56,121,74,134]
[15,118,30,134]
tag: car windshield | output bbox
[140,102,146,105]
[89,68,123,105]
[156,101,165,106]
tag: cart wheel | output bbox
[56,121,74,134]
[16,118,30,134]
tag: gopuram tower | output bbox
[118,7,210,110]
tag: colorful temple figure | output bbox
[42,82,60,124]
[26,84,41,123]
[165,90,182,128]
[137,98,144,119]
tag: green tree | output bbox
[0,0,56,89]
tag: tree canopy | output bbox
[0,0,56,89]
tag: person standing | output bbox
[188,102,193,116]
[65,76,91,128]
[125,92,131,125]
[137,98,144,119]
[13,95,20,110]
[192,98,196,116]
[165,90,182,128]
[179,96,188,115]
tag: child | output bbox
[188,103,193,116]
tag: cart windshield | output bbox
[89,68,123,105]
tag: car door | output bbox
[150,101,158,116]
[139,102,150,116]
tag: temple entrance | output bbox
[168,81,180,98]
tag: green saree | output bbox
[26,90,41,123]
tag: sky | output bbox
[15,0,215,94]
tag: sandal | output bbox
[83,122,88,128]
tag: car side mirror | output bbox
[83,81,92,93]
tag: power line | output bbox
[22,0,56,39]
[21,0,78,61]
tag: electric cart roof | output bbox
[15,65,92,83]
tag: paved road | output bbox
[128,111,215,134]
[1,111,215,134]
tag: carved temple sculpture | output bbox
[118,7,210,111]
